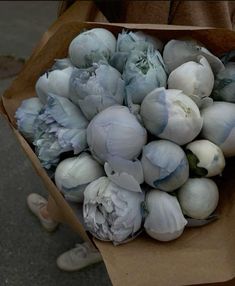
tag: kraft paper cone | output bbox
[2,18,235,286]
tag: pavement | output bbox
[0,2,111,286]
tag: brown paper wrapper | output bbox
[1,7,235,286]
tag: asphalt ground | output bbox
[0,2,111,285]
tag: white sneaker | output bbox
[27,193,58,232]
[56,242,102,272]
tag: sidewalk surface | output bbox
[0,2,111,285]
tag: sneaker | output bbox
[56,242,102,272]
[27,193,58,232]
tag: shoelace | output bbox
[33,199,47,211]
[34,200,55,223]
[69,243,91,261]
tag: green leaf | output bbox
[186,149,208,177]
[141,201,149,218]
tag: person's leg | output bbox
[27,193,59,232]
[27,193,102,271]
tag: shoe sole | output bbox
[56,257,103,272]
